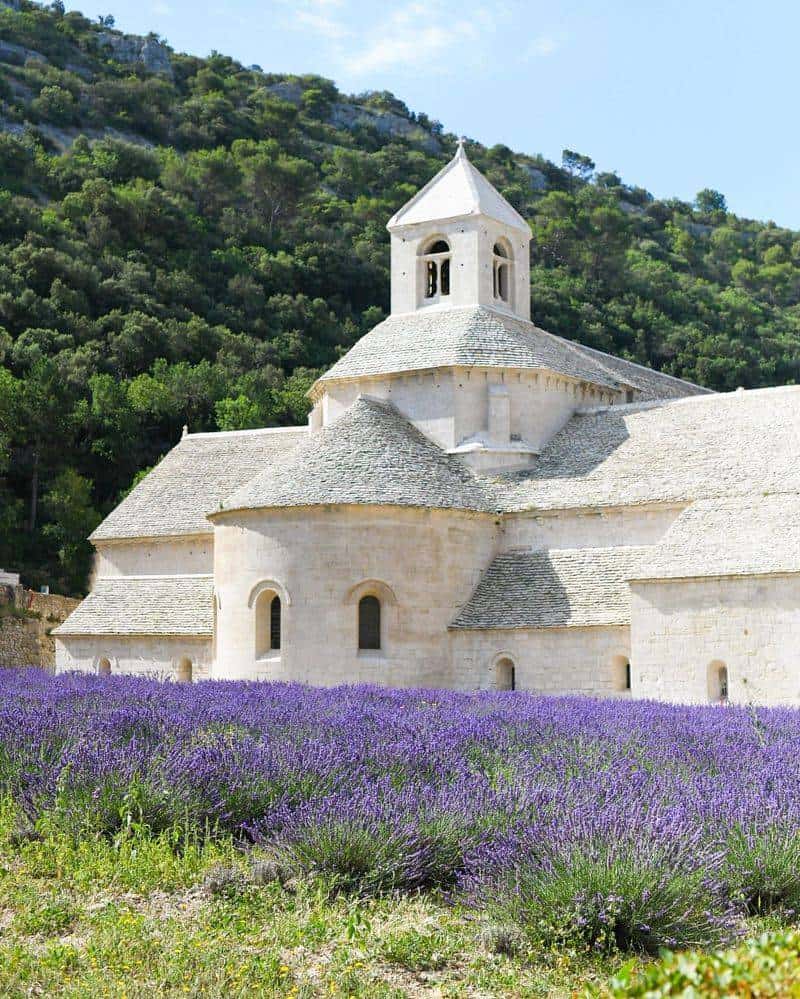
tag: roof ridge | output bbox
[497,544,654,557]
[94,573,214,581]
[185,425,307,440]
[385,154,458,230]
[578,381,800,417]
[566,338,712,393]
[461,155,483,208]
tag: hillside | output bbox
[1,0,800,594]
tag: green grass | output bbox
[0,799,626,997]
[0,799,798,997]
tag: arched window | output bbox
[492,241,513,305]
[250,581,290,659]
[494,656,516,691]
[420,238,451,304]
[358,595,381,651]
[255,589,283,658]
[98,657,111,676]
[270,595,281,650]
[719,665,729,701]
[177,657,192,683]
[613,655,631,692]
[708,660,729,704]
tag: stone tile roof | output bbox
[314,306,706,399]
[387,145,531,233]
[53,576,213,636]
[218,396,495,516]
[568,341,714,401]
[631,492,800,580]
[451,547,650,630]
[91,426,307,541]
[496,385,800,513]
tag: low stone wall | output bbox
[0,584,80,670]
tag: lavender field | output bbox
[2,669,800,960]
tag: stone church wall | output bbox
[55,635,212,681]
[503,504,683,551]
[452,368,610,455]
[321,367,612,458]
[448,624,631,694]
[0,585,80,670]
[323,372,456,449]
[94,537,214,577]
[630,574,800,705]
[212,504,500,686]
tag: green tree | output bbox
[0,366,20,473]
[562,149,595,188]
[32,86,78,126]
[696,188,727,214]
[215,393,261,431]
[41,469,101,594]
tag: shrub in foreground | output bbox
[270,805,468,894]
[258,781,495,894]
[466,837,738,955]
[724,825,800,917]
[605,930,800,997]
[478,923,527,956]
[202,862,246,897]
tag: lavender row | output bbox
[2,669,799,952]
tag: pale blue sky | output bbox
[66,0,799,227]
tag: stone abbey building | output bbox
[56,146,800,705]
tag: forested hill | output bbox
[1,1,800,595]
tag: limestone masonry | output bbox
[1,579,79,670]
[54,146,800,704]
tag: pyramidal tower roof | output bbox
[387,141,531,234]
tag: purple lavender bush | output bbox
[2,670,799,952]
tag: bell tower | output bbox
[386,140,532,320]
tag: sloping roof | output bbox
[387,145,531,233]
[53,576,213,636]
[568,340,714,401]
[451,547,650,630]
[631,492,800,581]
[314,306,705,399]
[217,396,494,516]
[496,385,800,513]
[91,426,307,541]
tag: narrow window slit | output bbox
[270,595,281,650]
[358,595,381,650]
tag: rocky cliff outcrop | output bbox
[329,102,441,153]
[521,163,548,191]
[266,82,441,154]
[0,38,48,66]
[96,31,173,78]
